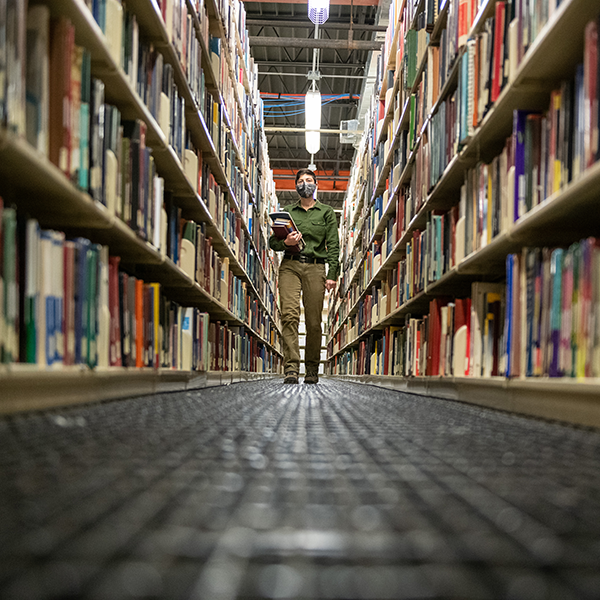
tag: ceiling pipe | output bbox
[249,37,383,51]
[246,19,387,31]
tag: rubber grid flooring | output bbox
[1,379,600,600]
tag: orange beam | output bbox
[272,168,351,178]
[275,179,348,192]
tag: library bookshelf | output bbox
[0,0,282,413]
[326,0,600,429]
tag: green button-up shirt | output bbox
[269,199,340,281]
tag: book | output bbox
[108,255,122,367]
[5,0,27,135]
[491,1,506,104]
[269,211,305,253]
[63,240,76,366]
[25,5,50,155]
[49,16,74,176]
[97,245,110,368]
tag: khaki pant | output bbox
[278,258,326,375]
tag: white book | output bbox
[499,147,510,233]
[152,176,164,250]
[508,19,519,84]
[184,148,198,192]
[26,5,50,155]
[179,306,193,371]
[130,15,139,89]
[105,0,123,67]
[453,324,468,377]
[105,148,118,216]
[158,91,171,138]
[467,38,476,137]
[164,0,174,42]
[507,165,516,226]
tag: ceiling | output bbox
[244,0,388,211]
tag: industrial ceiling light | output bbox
[308,0,330,25]
[305,88,321,154]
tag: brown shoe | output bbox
[284,372,299,384]
[304,372,319,384]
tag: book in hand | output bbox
[269,212,305,254]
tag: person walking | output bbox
[269,169,339,384]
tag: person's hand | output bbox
[325,279,336,292]
[284,231,302,246]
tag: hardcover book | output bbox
[269,211,305,254]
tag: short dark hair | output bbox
[295,168,317,184]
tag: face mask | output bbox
[296,181,316,198]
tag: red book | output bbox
[135,278,144,367]
[49,17,74,176]
[454,297,472,376]
[427,298,442,376]
[584,20,598,167]
[490,1,506,104]
[458,0,470,47]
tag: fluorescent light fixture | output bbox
[305,131,320,154]
[305,89,321,153]
[308,0,330,24]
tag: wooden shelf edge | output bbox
[328,374,600,429]
[0,368,279,415]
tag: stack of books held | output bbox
[269,211,305,254]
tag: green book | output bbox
[24,219,40,363]
[2,207,18,363]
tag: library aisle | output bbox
[1,380,599,600]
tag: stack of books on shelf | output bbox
[0,0,282,392]
[327,0,600,397]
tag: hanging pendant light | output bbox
[308,0,330,25]
[305,89,321,154]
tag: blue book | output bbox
[87,244,101,369]
[40,230,56,367]
[79,50,91,191]
[52,231,64,365]
[524,248,536,377]
[512,109,535,221]
[73,237,91,365]
[92,0,106,32]
[504,254,514,377]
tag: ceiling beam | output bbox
[255,61,366,69]
[275,174,350,180]
[259,71,365,79]
[269,158,351,163]
[249,37,382,51]
[265,127,362,135]
[246,19,386,31]
[244,0,378,5]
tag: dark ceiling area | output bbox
[244,0,385,210]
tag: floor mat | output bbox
[1,379,599,599]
